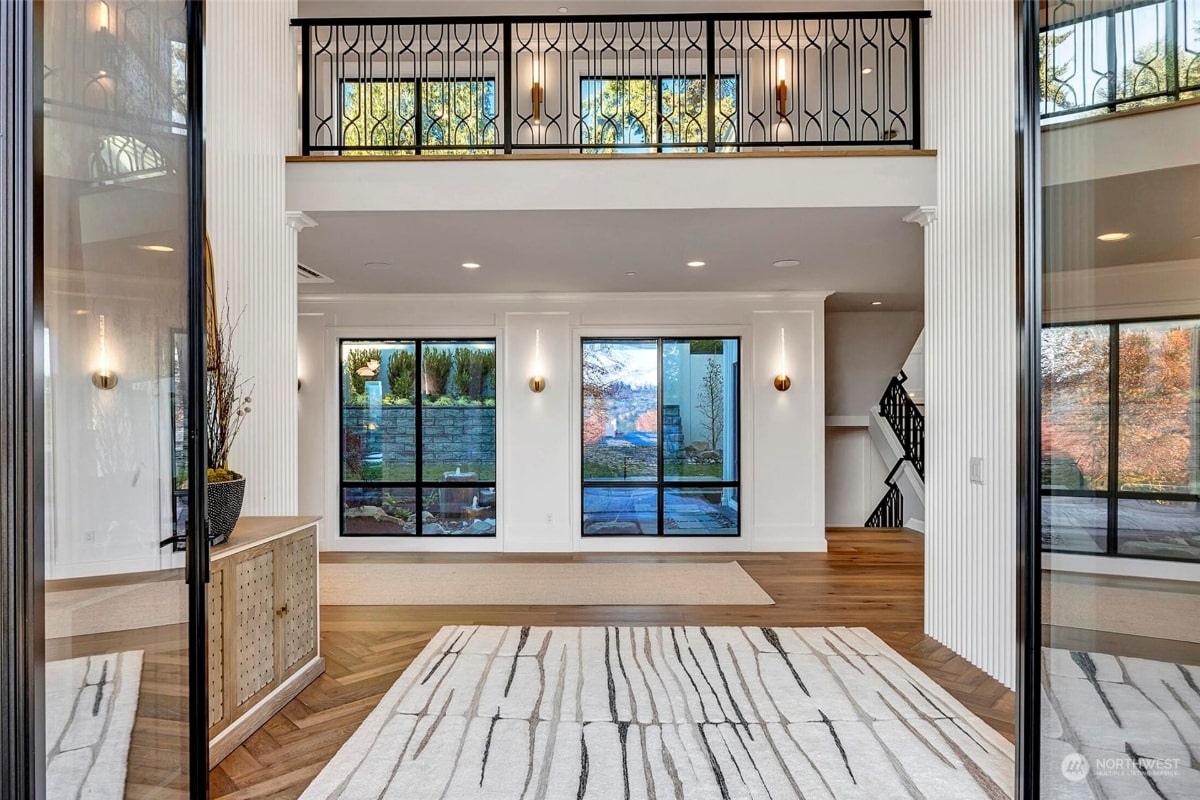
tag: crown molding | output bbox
[903,205,937,227]
[285,210,318,232]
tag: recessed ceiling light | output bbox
[364,261,392,269]
[626,271,638,276]
[558,6,568,11]
[687,261,706,268]
[871,301,883,306]
[862,67,873,74]
[772,259,801,268]
[1096,232,1131,242]
[74,309,89,315]
[461,262,482,270]
[136,244,174,252]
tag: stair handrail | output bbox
[879,370,925,479]
[866,458,907,528]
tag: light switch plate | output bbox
[969,457,984,484]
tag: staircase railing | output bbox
[866,458,906,528]
[879,370,924,478]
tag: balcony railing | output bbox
[1040,0,1200,120]
[293,11,928,156]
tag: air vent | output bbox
[296,262,333,284]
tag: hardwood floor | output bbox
[208,529,1016,799]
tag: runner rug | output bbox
[301,626,1014,799]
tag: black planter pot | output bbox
[206,474,245,546]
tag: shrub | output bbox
[346,347,382,395]
[387,349,415,401]
[423,347,453,397]
[452,348,473,398]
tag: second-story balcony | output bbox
[293,10,929,157]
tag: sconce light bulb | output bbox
[97,0,110,31]
[530,329,546,392]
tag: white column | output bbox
[206,0,300,515]
[922,0,1018,689]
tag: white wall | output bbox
[824,311,923,418]
[297,291,829,553]
[207,0,302,515]
[922,0,1017,690]
[825,428,891,526]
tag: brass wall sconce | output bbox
[774,326,790,392]
[92,313,118,390]
[532,58,544,124]
[776,56,788,118]
[529,328,546,392]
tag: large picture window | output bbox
[579,76,739,153]
[1041,318,1200,561]
[341,78,498,154]
[582,338,739,535]
[340,339,497,536]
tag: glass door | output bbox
[39,1,205,797]
[1024,0,1200,796]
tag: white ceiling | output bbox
[296,207,925,311]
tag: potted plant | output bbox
[206,302,253,545]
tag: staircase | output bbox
[866,371,926,532]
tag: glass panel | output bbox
[421,79,498,153]
[1041,495,1107,553]
[1118,320,1200,494]
[341,80,418,154]
[582,487,658,535]
[342,341,416,482]
[1037,3,1200,792]
[580,79,655,153]
[582,340,659,480]
[660,77,739,152]
[343,487,417,535]
[422,486,497,535]
[663,338,738,481]
[1117,498,1200,561]
[41,0,193,794]
[1041,325,1110,490]
[421,341,496,482]
[664,487,738,535]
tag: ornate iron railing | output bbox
[879,371,924,479]
[866,460,906,528]
[1040,0,1200,119]
[293,10,928,155]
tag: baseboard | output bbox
[752,523,827,552]
[209,656,325,767]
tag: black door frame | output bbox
[1016,1,1044,798]
[1,1,210,797]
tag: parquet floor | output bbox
[208,529,1017,799]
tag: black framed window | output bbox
[340,339,497,536]
[579,76,739,153]
[340,78,498,154]
[582,337,740,536]
[1041,317,1200,561]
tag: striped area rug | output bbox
[302,626,1014,799]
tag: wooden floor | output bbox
[208,529,1016,799]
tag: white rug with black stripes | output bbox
[302,626,1013,799]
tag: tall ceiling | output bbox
[296,206,925,311]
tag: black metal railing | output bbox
[866,459,906,528]
[879,371,924,479]
[1040,0,1200,119]
[293,10,928,155]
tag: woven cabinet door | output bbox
[280,527,318,675]
[233,544,278,708]
[208,562,226,730]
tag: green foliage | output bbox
[422,347,453,397]
[452,348,473,398]
[387,349,416,402]
[689,339,724,355]
[345,347,382,395]
[1039,29,1076,110]
[341,79,497,155]
[582,77,737,153]
[430,394,456,407]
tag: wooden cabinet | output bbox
[208,517,323,766]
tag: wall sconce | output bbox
[94,0,116,78]
[776,56,788,119]
[529,328,547,392]
[773,326,791,392]
[92,313,118,390]
[531,56,543,125]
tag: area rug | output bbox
[301,626,1014,799]
[319,562,774,606]
[46,651,144,800]
[1042,647,1200,798]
